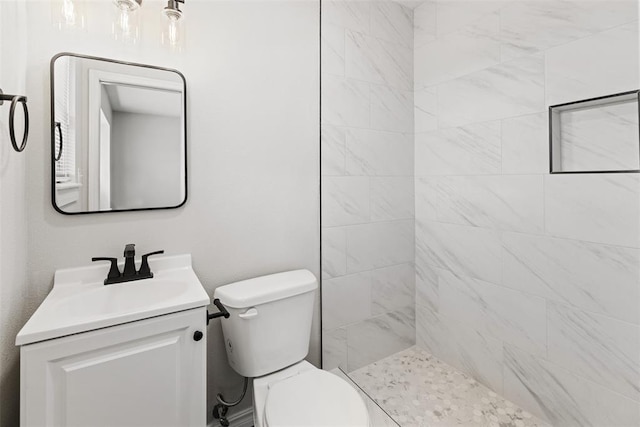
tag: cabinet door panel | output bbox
[21,308,206,427]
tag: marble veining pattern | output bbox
[500,0,638,61]
[435,0,505,39]
[321,0,370,35]
[411,1,640,425]
[416,307,505,394]
[321,176,370,227]
[323,328,347,371]
[501,231,640,324]
[370,85,414,133]
[436,54,545,128]
[321,125,346,176]
[346,220,415,273]
[321,0,416,376]
[414,255,438,312]
[347,307,415,372]
[547,302,640,401]
[349,347,550,427]
[544,173,640,248]
[416,220,502,285]
[414,13,501,89]
[370,0,413,48]
[414,87,438,133]
[504,346,640,427]
[434,175,544,234]
[321,74,370,128]
[413,1,436,49]
[371,263,415,315]
[501,112,548,174]
[545,21,639,106]
[346,129,414,176]
[438,270,547,356]
[371,177,414,221]
[321,23,345,77]
[321,226,346,279]
[346,30,412,91]
[322,272,372,330]
[556,98,640,172]
[415,178,439,222]
[415,121,501,176]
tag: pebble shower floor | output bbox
[345,347,550,427]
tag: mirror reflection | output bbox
[51,53,187,214]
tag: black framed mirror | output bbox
[51,52,187,214]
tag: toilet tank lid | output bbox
[213,269,317,308]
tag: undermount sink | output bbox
[16,254,210,346]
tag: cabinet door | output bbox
[21,308,206,427]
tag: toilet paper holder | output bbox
[207,298,230,324]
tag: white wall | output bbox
[110,112,182,209]
[19,0,319,423]
[413,1,640,425]
[320,0,416,373]
[0,1,28,425]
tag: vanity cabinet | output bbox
[20,308,206,427]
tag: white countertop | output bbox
[16,254,210,346]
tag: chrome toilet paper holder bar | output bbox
[0,88,29,153]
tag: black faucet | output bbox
[123,244,137,278]
[92,244,164,285]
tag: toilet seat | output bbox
[264,369,369,427]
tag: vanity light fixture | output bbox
[110,0,186,48]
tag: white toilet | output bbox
[213,269,369,427]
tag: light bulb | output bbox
[119,9,130,35]
[62,0,76,27]
[53,0,85,31]
[162,1,184,50]
[167,17,178,46]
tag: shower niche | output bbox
[550,90,640,173]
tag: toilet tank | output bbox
[213,270,317,378]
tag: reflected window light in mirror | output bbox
[112,0,142,44]
[53,57,77,186]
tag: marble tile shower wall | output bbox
[321,0,416,373]
[413,1,640,426]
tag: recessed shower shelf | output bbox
[549,90,640,174]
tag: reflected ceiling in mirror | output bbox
[51,53,187,214]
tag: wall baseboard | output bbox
[208,406,254,427]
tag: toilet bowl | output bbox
[213,270,370,427]
[254,361,369,427]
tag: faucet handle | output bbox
[138,250,165,277]
[91,257,121,282]
[124,243,135,258]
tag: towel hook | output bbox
[0,88,29,153]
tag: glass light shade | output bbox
[113,0,141,12]
[52,0,87,31]
[161,9,184,51]
[112,0,141,44]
